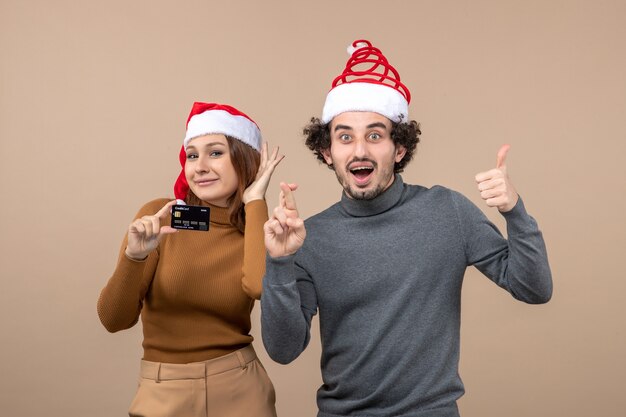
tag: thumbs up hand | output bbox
[474,144,519,213]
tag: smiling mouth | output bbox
[195,178,218,186]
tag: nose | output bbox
[353,137,368,158]
[195,156,210,173]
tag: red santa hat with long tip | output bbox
[322,39,411,124]
[173,102,262,204]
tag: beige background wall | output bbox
[1,0,625,416]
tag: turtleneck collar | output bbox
[340,175,404,217]
[197,201,232,226]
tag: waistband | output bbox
[140,345,257,382]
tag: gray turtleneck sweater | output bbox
[261,175,552,417]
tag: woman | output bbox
[98,102,281,417]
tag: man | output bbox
[261,40,552,417]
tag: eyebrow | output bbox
[366,122,388,130]
[186,142,226,150]
[333,122,388,132]
[333,124,353,132]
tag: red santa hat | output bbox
[174,102,262,203]
[322,39,411,124]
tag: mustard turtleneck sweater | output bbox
[97,198,268,364]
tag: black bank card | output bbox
[171,205,210,231]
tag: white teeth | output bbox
[351,167,373,171]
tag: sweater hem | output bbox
[317,403,460,417]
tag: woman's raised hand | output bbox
[242,142,285,204]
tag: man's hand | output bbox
[264,182,306,257]
[475,144,519,213]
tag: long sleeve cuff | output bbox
[265,253,299,286]
[500,196,538,235]
[244,198,269,219]
[118,253,148,276]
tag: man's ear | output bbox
[321,148,333,165]
[394,145,407,163]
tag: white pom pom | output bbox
[176,199,186,205]
[347,41,368,55]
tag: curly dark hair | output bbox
[303,116,421,173]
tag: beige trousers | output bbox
[128,345,276,417]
